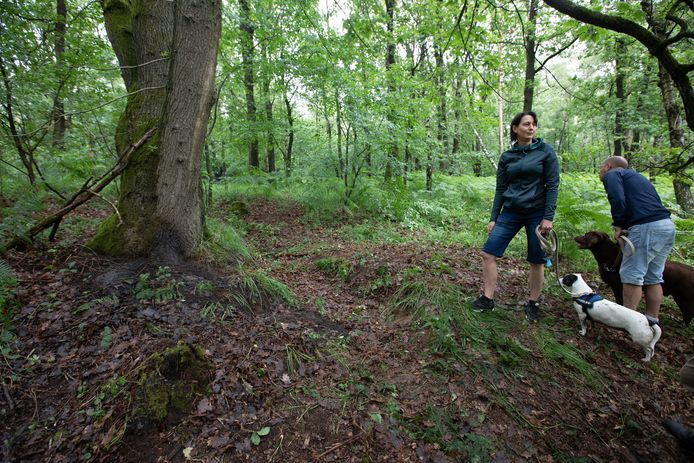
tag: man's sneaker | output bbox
[525,300,540,322]
[472,295,495,312]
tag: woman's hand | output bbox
[538,219,553,235]
[487,221,496,234]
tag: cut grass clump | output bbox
[237,265,297,309]
[535,330,604,389]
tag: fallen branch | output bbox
[315,433,363,459]
[1,129,156,253]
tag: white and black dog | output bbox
[560,273,662,362]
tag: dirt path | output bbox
[2,198,693,462]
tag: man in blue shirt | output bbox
[600,156,676,325]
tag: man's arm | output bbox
[603,170,627,229]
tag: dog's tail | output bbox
[642,321,663,362]
[649,321,662,350]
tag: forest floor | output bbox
[2,198,694,462]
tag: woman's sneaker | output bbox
[525,300,540,322]
[472,295,495,312]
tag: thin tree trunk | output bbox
[335,89,344,178]
[522,0,539,112]
[613,37,626,157]
[426,125,433,191]
[204,143,213,207]
[283,92,294,176]
[384,0,399,182]
[52,0,67,148]
[0,55,36,185]
[240,0,259,168]
[261,44,275,172]
[451,68,462,158]
[434,41,448,173]
[497,41,505,154]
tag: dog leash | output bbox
[618,233,636,257]
[535,225,575,295]
[535,225,565,288]
[606,233,636,272]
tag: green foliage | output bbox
[0,259,17,360]
[315,257,352,280]
[0,260,18,360]
[234,265,297,309]
[100,326,113,350]
[0,259,17,317]
[133,267,183,303]
[405,403,494,459]
[84,375,127,421]
[250,426,271,446]
[535,331,603,389]
[202,217,253,262]
[199,302,236,321]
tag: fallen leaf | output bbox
[197,398,214,414]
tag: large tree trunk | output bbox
[152,0,221,261]
[91,0,221,260]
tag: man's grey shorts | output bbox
[619,218,675,286]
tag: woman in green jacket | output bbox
[471,111,560,322]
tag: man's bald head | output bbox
[603,156,628,169]
[600,156,628,180]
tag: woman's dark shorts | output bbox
[482,208,546,264]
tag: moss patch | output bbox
[133,341,213,424]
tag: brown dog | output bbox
[575,231,694,324]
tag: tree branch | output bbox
[544,0,694,131]
[1,129,156,253]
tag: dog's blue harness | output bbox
[573,293,604,318]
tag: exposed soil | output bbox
[1,199,693,462]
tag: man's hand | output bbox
[613,226,624,240]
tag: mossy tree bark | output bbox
[91,0,222,260]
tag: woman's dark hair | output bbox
[509,111,537,142]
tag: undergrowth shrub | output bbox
[212,170,693,269]
[0,259,17,358]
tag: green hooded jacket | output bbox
[489,138,560,222]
